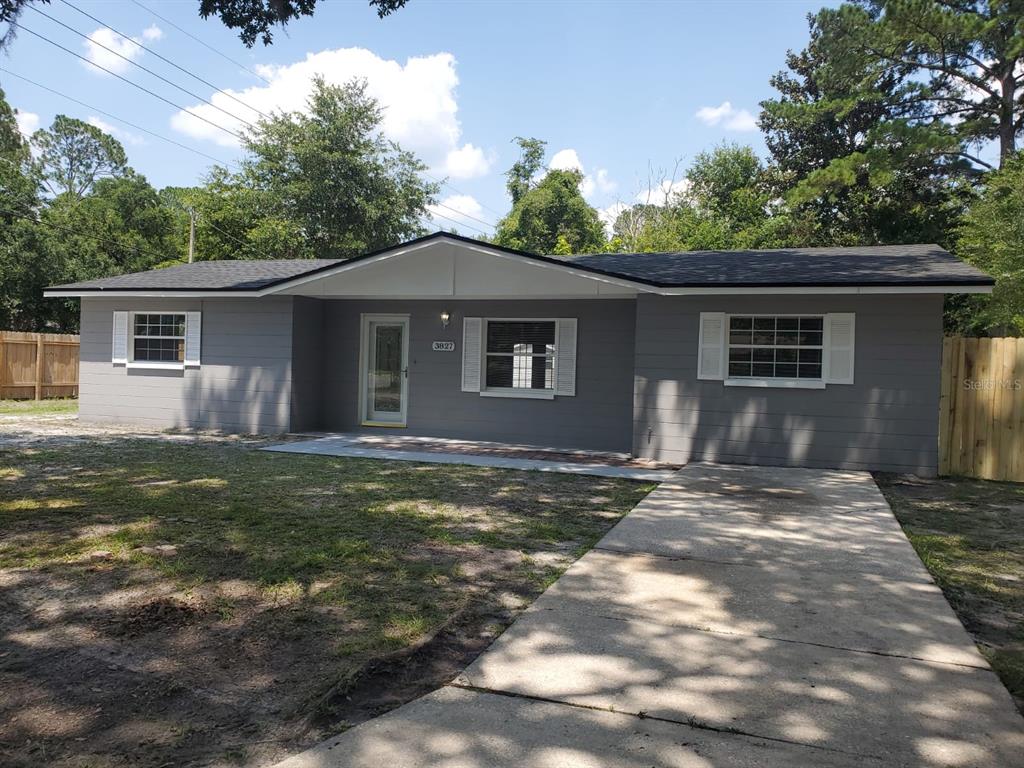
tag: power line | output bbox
[204,218,253,252]
[26,5,258,132]
[431,198,496,230]
[421,169,505,221]
[129,0,272,86]
[14,22,245,142]
[424,207,491,236]
[0,67,239,168]
[56,0,271,122]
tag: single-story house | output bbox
[44,232,993,475]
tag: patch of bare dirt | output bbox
[0,555,546,768]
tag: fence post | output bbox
[34,334,43,400]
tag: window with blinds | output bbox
[484,320,556,391]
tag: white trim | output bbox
[657,284,992,296]
[697,312,726,381]
[44,284,994,299]
[824,312,856,385]
[479,389,556,400]
[111,310,128,365]
[461,317,482,392]
[358,313,410,427]
[126,361,185,371]
[724,378,826,390]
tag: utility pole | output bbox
[187,208,197,263]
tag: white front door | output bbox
[360,315,409,426]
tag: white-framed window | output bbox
[697,311,854,388]
[131,312,187,363]
[461,316,577,398]
[112,310,201,369]
[484,319,556,394]
[727,315,823,381]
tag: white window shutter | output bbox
[112,311,128,365]
[184,311,202,367]
[461,317,482,392]
[555,318,578,396]
[825,313,855,384]
[697,312,726,380]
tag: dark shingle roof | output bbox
[565,243,993,287]
[45,233,992,293]
[46,259,341,292]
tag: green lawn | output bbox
[0,398,78,415]
[876,473,1024,712]
[0,438,652,767]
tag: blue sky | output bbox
[2,0,832,236]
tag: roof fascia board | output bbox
[657,284,993,295]
[45,283,992,299]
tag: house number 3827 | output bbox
[432,341,456,352]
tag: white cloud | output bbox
[15,110,39,138]
[636,178,692,206]
[594,168,616,194]
[695,101,758,132]
[427,194,490,234]
[550,148,584,173]
[171,47,492,182]
[597,201,628,237]
[82,25,161,75]
[440,143,491,179]
[87,116,144,145]
[548,148,616,200]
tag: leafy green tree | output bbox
[760,8,970,246]
[30,115,128,199]
[1,0,410,49]
[495,168,606,254]
[505,137,547,205]
[218,77,437,260]
[0,95,178,330]
[951,152,1024,334]
[611,145,795,253]
[34,172,178,331]
[0,87,45,330]
[835,0,1023,166]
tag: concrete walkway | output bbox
[274,464,1024,768]
[261,435,677,481]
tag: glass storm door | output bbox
[362,316,409,425]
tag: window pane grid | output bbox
[133,313,186,362]
[727,315,823,380]
[484,321,556,391]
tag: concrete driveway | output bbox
[275,464,1024,768]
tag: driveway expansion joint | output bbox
[529,606,996,672]
[591,544,937,583]
[444,682,884,761]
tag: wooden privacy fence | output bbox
[0,331,80,400]
[940,337,1024,482]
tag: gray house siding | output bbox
[79,296,294,433]
[319,299,636,453]
[290,297,324,432]
[633,294,943,474]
